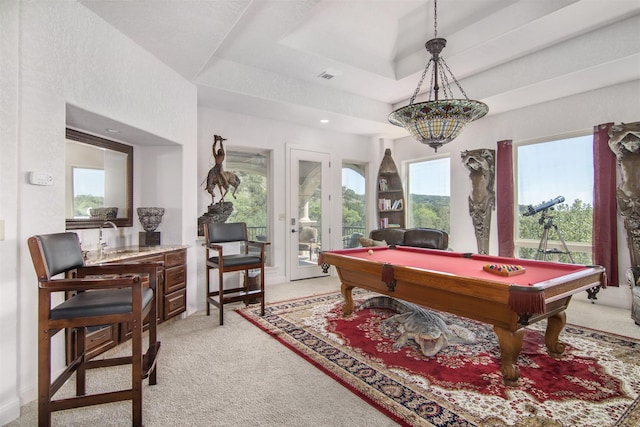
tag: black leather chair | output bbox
[369,227,449,250]
[27,232,161,426]
[204,222,269,325]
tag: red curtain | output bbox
[496,140,514,257]
[593,123,618,286]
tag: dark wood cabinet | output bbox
[163,250,187,319]
[84,324,119,360]
[68,247,188,361]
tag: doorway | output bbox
[289,148,330,281]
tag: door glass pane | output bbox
[225,150,271,264]
[342,163,366,248]
[298,160,321,265]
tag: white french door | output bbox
[288,148,331,281]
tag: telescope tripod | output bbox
[536,210,574,263]
[535,211,600,301]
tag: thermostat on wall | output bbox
[29,171,54,186]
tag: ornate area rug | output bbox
[237,291,640,427]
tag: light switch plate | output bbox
[29,171,54,186]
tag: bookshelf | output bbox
[377,149,405,229]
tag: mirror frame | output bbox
[65,128,133,230]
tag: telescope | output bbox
[523,196,565,217]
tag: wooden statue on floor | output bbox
[198,134,241,235]
[461,149,495,255]
[608,121,640,267]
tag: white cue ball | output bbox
[368,249,373,255]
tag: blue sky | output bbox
[408,157,450,197]
[342,168,366,195]
[517,135,593,206]
[73,168,104,197]
[342,134,593,207]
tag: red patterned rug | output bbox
[237,291,640,426]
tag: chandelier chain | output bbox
[428,72,435,101]
[441,60,470,99]
[438,66,453,99]
[409,59,433,104]
[433,0,438,38]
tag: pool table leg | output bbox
[544,311,567,358]
[341,283,355,315]
[493,326,525,386]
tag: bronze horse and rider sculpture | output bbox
[203,135,241,204]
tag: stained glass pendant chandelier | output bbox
[388,0,488,151]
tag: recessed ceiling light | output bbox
[320,119,329,124]
[106,128,119,133]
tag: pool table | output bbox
[318,246,604,385]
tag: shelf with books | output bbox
[376,149,405,229]
[378,196,403,212]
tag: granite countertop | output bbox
[84,244,189,265]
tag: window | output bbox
[72,167,104,218]
[342,163,366,248]
[515,135,593,263]
[225,150,271,262]
[406,156,450,233]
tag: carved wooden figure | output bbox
[461,149,495,255]
[608,121,640,267]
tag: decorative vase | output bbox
[137,207,165,232]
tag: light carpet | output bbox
[238,290,640,427]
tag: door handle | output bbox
[291,229,298,233]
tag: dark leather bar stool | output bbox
[204,222,269,325]
[28,232,161,426]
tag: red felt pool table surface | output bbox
[318,245,605,385]
[326,246,585,287]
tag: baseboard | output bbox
[0,396,21,426]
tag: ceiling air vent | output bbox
[317,68,341,80]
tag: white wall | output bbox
[0,1,21,423]
[0,1,197,424]
[393,79,640,308]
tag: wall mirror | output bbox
[65,128,133,229]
